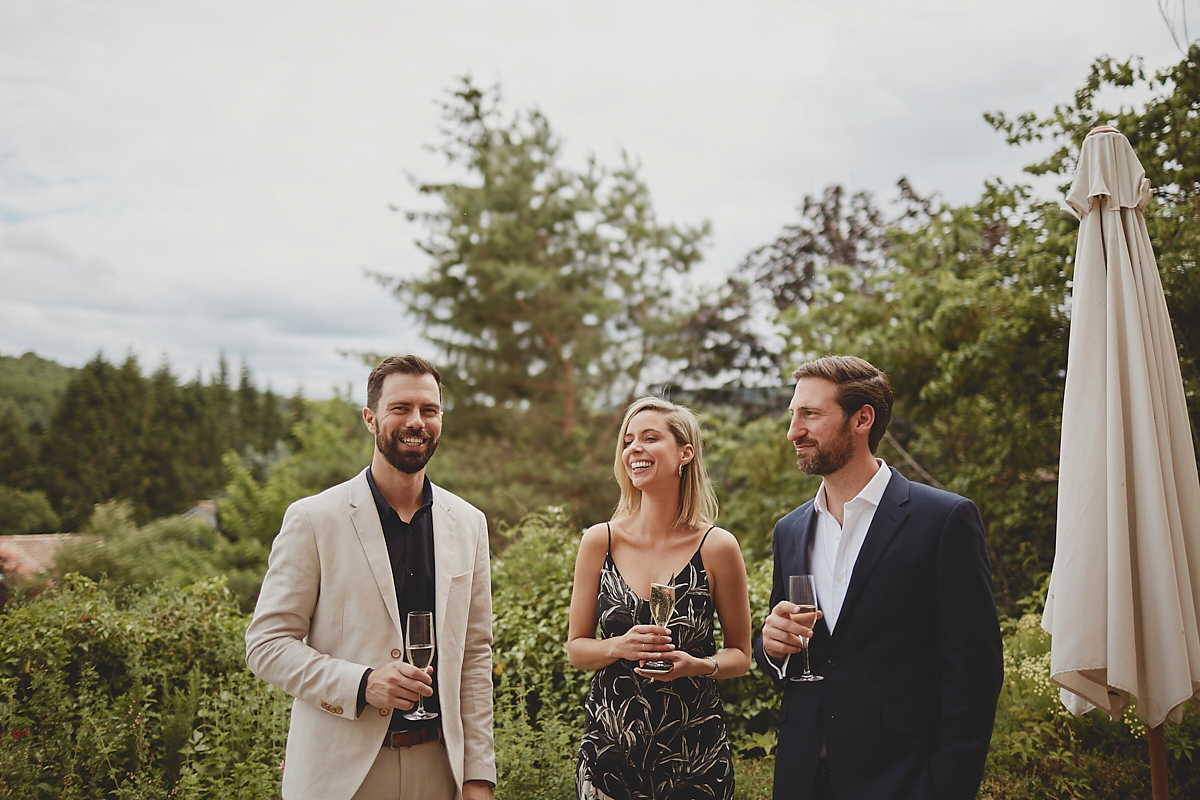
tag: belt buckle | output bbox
[383,728,441,749]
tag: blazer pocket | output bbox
[441,569,472,649]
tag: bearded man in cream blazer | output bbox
[247,355,495,800]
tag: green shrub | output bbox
[217,395,372,553]
[980,611,1200,799]
[717,557,781,755]
[47,501,268,613]
[493,679,579,800]
[491,507,590,730]
[0,574,288,799]
[11,506,1200,800]
[489,508,586,798]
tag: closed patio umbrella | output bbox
[1042,126,1200,798]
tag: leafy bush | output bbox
[980,611,1200,799]
[489,508,587,797]
[10,508,1200,800]
[716,558,780,755]
[0,575,288,799]
[493,679,579,800]
[491,508,591,728]
[706,410,819,563]
[47,501,267,613]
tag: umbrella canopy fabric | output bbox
[1042,126,1200,728]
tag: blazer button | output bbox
[391,648,402,659]
[379,708,389,717]
[827,659,837,668]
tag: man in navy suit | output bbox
[755,356,1002,800]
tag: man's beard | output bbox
[378,428,440,474]
[796,416,854,476]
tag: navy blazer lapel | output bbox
[781,501,819,575]
[835,467,911,632]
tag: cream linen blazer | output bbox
[245,469,496,800]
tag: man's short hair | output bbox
[793,355,893,453]
[366,355,443,411]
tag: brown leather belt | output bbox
[383,727,443,749]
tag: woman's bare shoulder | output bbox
[577,521,613,554]
[701,526,746,561]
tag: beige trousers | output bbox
[350,739,456,800]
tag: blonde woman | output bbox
[568,397,752,800]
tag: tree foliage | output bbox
[29,354,299,530]
[0,399,38,492]
[0,487,59,537]
[0,352,75,433]
[217,395,372,554]
[707,48,1200,612]
[27,396,373,612]
[985,44,1200,441]
[376,77,711,525]
[761,179,1073,608]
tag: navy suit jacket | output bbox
[754,467,1003,800]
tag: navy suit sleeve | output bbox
[753,520,791,681]
[923,497,1004,799]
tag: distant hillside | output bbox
[0,352,77,431]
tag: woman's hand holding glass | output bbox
[622,623,673,666]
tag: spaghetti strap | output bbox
[697,525,716,551]
[605,522,612,555]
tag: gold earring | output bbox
[678,464,684,477]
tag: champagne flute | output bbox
[787,575,823,682]
[404,610,439,720]
[643,571,676,674]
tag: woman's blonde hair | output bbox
[612,396,719,530]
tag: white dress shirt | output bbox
[810,459,892,632]
[768,460,893,680]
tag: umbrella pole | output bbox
[1149,724,1168,800]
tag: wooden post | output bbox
[1149,723,1168,800]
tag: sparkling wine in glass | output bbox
[787,575,823,682]
[404,610,439,720]
[643,572,676,674]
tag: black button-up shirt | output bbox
[364,466,440,729]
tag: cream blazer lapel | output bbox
[348,470,403,640]
[432,491,462,647]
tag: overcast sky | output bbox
[0,1,1189,400]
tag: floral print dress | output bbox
[576,525,734,800]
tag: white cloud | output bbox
[0,0,1187,395]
